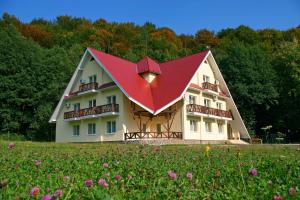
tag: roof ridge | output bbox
[160,50,210,65]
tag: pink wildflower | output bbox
[248,168,257,176]
[127,175,133,180]
[29,187,40,197]
[115,175,122,181]
[53,189,63,198]
[168,170,177,180]
[41,194,52,200]
[186,172,193,181]
[63,176,70,182]
[84,179,93,187]
[8,143,15,149]
[288,187,297,196]
[103,163,109,168]
[273,195,283,200]
[98,178,109,188]
[35,160,41,167]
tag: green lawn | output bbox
[0,141,299,199]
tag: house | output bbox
[49,48,250,143]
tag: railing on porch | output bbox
[64,104,119,119]
[124,132,182,140]
[79,82,98,93]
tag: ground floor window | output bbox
[107,121,116,134]
[88,123,96,135]
[205,121,212,132]
[73,125,80,136]
[218,123,224,133]
[190,120,197,132]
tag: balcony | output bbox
[64,104,119,121]
[202,82,218,93]
[78,82,98,93]
[186,104,232,119]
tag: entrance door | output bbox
[227,124,233,139]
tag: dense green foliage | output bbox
[0,13,299,142]
[0,142,299,199]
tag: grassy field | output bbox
[0,141,299,200]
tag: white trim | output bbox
[49,49,89,123]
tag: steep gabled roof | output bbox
[88,48,209,114]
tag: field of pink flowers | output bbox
[0,141,299,199]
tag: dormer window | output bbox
[89,75,97,83]
[137,57,161,83]
[203,75,210,83]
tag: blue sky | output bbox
[1,0,299,34]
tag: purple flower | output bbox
[127,175,133,180]
[168,170,177,180]
[53,189,63,198]
[8,143,15,150]
[98,178,109,188]
[115,175,122,181]
[288,187,297,196]
[29,187,40,197]
[273,195,283,200]
[41,194,52,200]
[84,179,93,187]
[248,168,257,176]
[35,160,41,167]
[186,172,193,181]
[103,163,109,168]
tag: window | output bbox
[218,123,224,134]
[189,95,196,104]
[205,122,212,132]
[107,121,116,134]
[107,95,116,104]
[88,99,96,108]
[88,123,96,135]
[156,124,161,134]
[190,120,197,132]
[73,103,80,111]
[89,75,97,83]
[216,102,222,110]
[203,75,210,83]
[204,99,211,107]
[142,124,147,133]
[73,125,80,136]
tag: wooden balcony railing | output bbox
[186,104,232,119]
[79,82,98,93]
[64,104,119,119]
[124,132,182,140]
[202,82,218,92]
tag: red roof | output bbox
[88,48,209,114]
[137,57,161,75]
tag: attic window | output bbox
[90,57,95,62]
[204,60,208,64]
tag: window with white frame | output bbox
[216,102,222,110]
[218,123,224,134]
[205,121,212,132]
[73,125,80,136]
[73,103,80,111]
[204,99,211,107]
[89,74,97,83]
[156,124,161,134]
[88,99,96,108]
[189,95,196,104]
[107,121,116,134]
[88,123,96,135]
[107,95,116,104]
[203,75,210,83]
[190,120,197,132]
